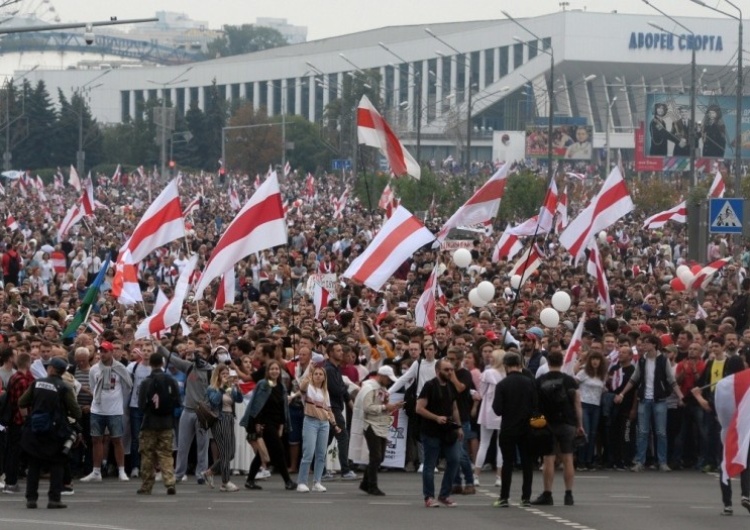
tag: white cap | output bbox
[377,365,398,382]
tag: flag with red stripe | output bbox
[708,170,726,198]
[556,185,568,233]
[415,264,440,331]
[562,316,586,375]
[715,368,750,483]
[6,214,18,232]
[112,250,143,305]
[313,282,330,320]
[687,257,731,291]
[509,243,542,286]
[642,201,687,229]
[69,164,81,192]
[492,224,523,262]
[343,205,435,291]
[586,241,613,317]
[213,268,236,311]
[194,174,287,300]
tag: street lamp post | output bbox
[606,96,618,173]
[147,66,192,181]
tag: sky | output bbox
[21,0,737,41]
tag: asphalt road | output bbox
[0,468,748,530]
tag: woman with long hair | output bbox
[702,104,727,157]
[240,360,296,491]
[296,365,340,492]
[474,349,506,487]
[649,102,670,156]
[203,364,243,491]
[575,350,608,470]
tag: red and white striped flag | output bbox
[305,173,316,201]
[491,224,523,262]
[54,171,64,190]
[87,319,104,336]
[562,315,586,375]
[68,165,81,192]
[556,185,568,233]
[112,164,122,185]
[708,170,726,198]
[559,166,634,263]
[228,186,241,210]
[715,368,750,483]
[642,201,687,229]
[687,257,731,291]
[135,255,197,339]
[586,241,613,317]
[333,188,349,220]
[566,171,586,181]
[182,195,202,217]
[507,179,558,237]
[213,268,236,311]
[284,160,291,177]
[6,214,18,232]
[378,182,394,210]
[415,265,440,331]
[343,205,435,291]
[375,297,389,328]
[357,95,420,180]
[112,250,142,305]
[194,173,287,300]
[436,161,510,242]
[313,281,330,320]
[119,178,185,264]
[509,243,543,285]
[34,175,44,190]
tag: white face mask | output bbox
[216,352,230,364]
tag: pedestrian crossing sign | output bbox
[709,198,744,234]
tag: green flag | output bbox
[63,256,111,338]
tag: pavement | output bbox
[0,468,748,530]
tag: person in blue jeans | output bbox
[574,350,607,469]
[296,366,339,492]
[416,359,463,508]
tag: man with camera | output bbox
[18,357,81,509]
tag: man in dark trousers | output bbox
[19,357,81,509]
[324,340,357,479]
[491,352,537,508]
[137,353,180,495]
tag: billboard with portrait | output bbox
[525,124,593,160]
[644,93,750,159]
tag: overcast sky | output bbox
[32,0,735,41]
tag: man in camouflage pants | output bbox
[137,353,179,495]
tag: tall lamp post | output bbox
[644,1,698,187]
[690,0,743,196]
[503,12,555,186]
[606,96,618,173]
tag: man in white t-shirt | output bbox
[126,341,155,479]
[81,341,134,483]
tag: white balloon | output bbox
[477,281,496,302]
[468,288,487,307]
[453,248,472,268]
[598,231,607,243]
[510,274,522,290]
[551,291,571,312]
[676,265,693,284]
[540,307,560,329]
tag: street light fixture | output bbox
[606,96,618,173]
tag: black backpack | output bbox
[0,383,11,427]
[538,376,570,423]
[146,373,177,416]
[6,252,19,280]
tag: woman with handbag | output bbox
[239,360,296,491]
[201,365,243,491]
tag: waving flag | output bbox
[253,174,261,190]
[63,256,111,338]
[182,195,202,217]
[112,250,142,305]
[119,178,185,264]
[305,173,316,201]
[333,188,349,220]
[68,165,81,192]
[415,264,440,331]
[566,171,586,181]
[228,186,242,210]
[509,242,543,286]
[313,281,330,320]
[491,224,523,262]
[194,173,287,300]
[586,241,612,317]
[284,160,292,177]
[642,201,687,229]
[357,95,420,180]
[559,166,634,263]
[343,205,435,291]
[556,185,568,233]
[378,182,394,210]
[508,178,558,236]
[715,368,750,483]
[54,171,64,190]
[562,316,586,375]
[112,164,122,185]
[436,162,510,242]
[6,214,18,232]
[687,257,731,291]
[708,170,726,198]
[135,255,197,339]
[213,268,236,311]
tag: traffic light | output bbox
[169,160,175,169]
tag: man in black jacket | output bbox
[19,357,81,509]
[324,340,356,479]
[491,352,537,508]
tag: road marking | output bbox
[291,500,333,504]
[212,500,256,503]
[609,494,650,499]
[519,507,598,530]
[369,502,411,505]
[0,520,140,530]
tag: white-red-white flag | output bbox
[182,195,202,217]
[284,160,291,177]
[415,265,440,331]
[112,164,122,185]
[378,182,394,210]
[357,95,420,180]
[559,166,634,263]
[708,170,726,198]
[436,162,510,242]
[642,201,687,229]
[491,224,523,262]
[313,282,330,320]
[375,297,389,328]
[119,178,185,264]
[54,171,64,190]
[715,368,750,483]
[343,205,435,291]
[562,315,586,375]
[509,243,543,286]
[68,165,81,192]
[566,171,586,181]
[305,173,316,201]
[586,241,613,318]
[228,186,242,210]
[333,188,349,220]
[6,214,18,232]
[687,257,731,291]
[213,268,236,311]
[508,179,558,236]
[112,250,143,306]
[135,255,197,339]
[556,185,568,233]
[194,174,287,300]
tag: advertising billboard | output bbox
[525,124,594,160]
[644,93,750,159]
[492,131,526,164]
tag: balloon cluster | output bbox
[671,264,703,292]
[538,291,572,328]
[453,249,496,307]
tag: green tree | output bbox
[225,102,282,174]
[184,102,208,169]
[207,25,287,58]
[277,114,332,174]
[16,80,57,169]
[497,171,548,222]
[202,80,228,170]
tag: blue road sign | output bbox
[331,159,352,171]
[709,198,744,234]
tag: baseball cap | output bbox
[99,341,114,352]
[485,330,499,341]
[527,326,544,340]
[639,324,653,334]
[49,357,68,372]
[377,365,398,382]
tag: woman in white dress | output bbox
[474,349,506,487]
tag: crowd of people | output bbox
[0,163,748,514]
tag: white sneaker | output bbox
[180,476,188,482]
[80,471,102,483]
[296,483,310,493]
[312,482,327,492]
[130,468,139,479]
[417,464,424,473]
[155,472,163,482]
[220,481,239,492]
[257,468,271,480]
[118,471,130,482]
[473,474,480,486]
[494,477,502,487]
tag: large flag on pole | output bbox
[68,165,81,192]
[119,178,185,264]
[63,256,111,338]
[357,95,420,180]
[343,205,435,291]
[687,257,731,291]
[715,368,750,483]
[562,316,586,375]
[436,161,510,242]
[415,264,440,331]
[111,250,142,305]
[213,268,236,311]
[491,224,523,262]
[559,166,634,263]
[708,170,726,198]
[586,241,613,317]
[194,173,287,300]
[642,201,687,229]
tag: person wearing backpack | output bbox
[532,350,584,507]
[136,353,179,495]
